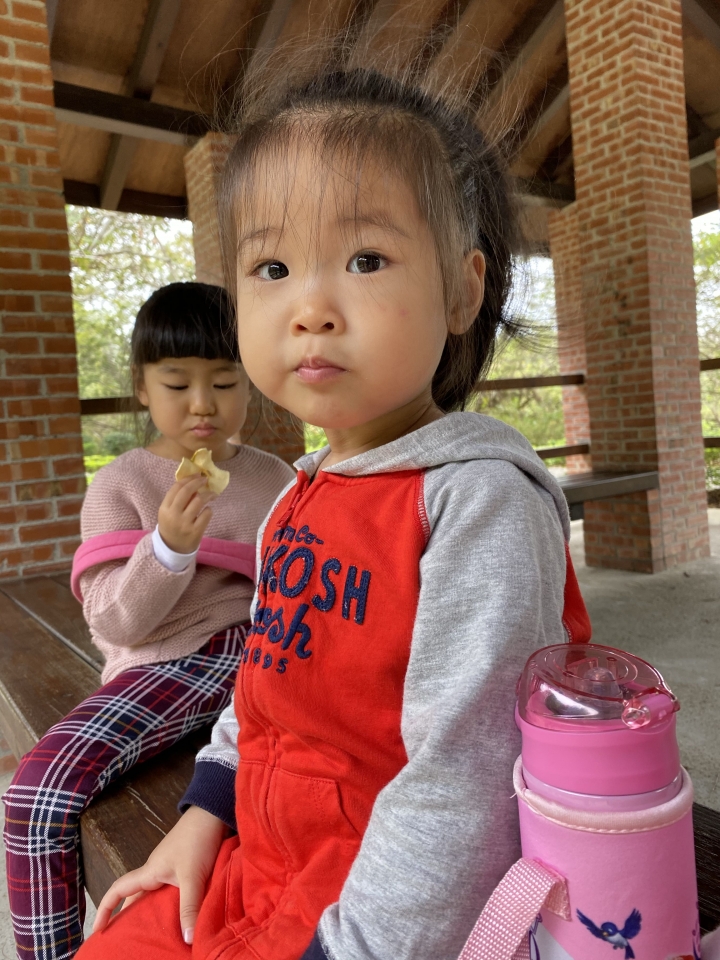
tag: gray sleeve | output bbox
[317,459,568,960]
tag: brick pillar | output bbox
[564,0,709,572]
[184,135,306,467]
[548,203,591,475]
[0,0,85,579]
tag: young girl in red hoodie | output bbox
[78,68,590,960]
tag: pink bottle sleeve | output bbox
[514,758,700,960]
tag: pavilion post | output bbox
[0,0,85,579]
[184,134,306,467]
[563,0,709,572]
[548,203,592,475]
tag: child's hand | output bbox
[158,475,215,555]
[92,805,227,944]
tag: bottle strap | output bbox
[457,858,570,960]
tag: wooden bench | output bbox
[558,470,660,521]
[0,575,210,905]
[1,574,719,933]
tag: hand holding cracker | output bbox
[175,448,230,495]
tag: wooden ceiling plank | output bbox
[349,0,459,73]
[99,0,184,210]
[683,0,720,54]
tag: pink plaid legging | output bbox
[2,625,246,960]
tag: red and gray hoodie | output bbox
[180,412,591,960]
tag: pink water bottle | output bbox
[514,642,699,960]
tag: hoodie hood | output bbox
[295,411,571,540]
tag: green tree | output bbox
[473,257,565,451]
[694,214,720,490]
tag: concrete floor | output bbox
[0,512,718,951]
[572,510,720,810]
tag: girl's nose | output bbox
[189,389,215,415]
[290,292,344,336]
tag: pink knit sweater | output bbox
[79,445,295,683]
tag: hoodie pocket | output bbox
[227,764,362,934]
[269,767,361,873]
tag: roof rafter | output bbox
[483,0,565,135]
[99,0,184,211]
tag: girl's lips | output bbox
[192,425,216,437]
[295,359,346,384]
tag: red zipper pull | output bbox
[276,470,310,529]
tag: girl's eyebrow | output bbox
[237,226,281,250]
[338,213,410,240]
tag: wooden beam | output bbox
[63,180,187,219]
[53,82,209,144]
[99,0,184,210]
[689,126,720,160]
[682,0,720,53]
[692,191,719,218]
[45,0,59,40]
[515,176,575,206]
[536,443,590,460]
[477,372,584,391]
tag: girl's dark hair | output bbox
[219,65,519,411]
[131,281,239,370]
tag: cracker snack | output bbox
[175,447,230,495]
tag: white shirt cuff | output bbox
[152,525,198,573]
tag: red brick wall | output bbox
[184,134,306,467]
[548,203,591,475]
[184,133,231,290]
[565,0,709,571]
[0,0,85,579]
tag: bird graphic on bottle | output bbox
[576,908,642,959]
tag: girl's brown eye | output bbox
[257,261,289,280]
[348,253,384,274]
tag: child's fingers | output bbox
[93,870,166,932]
[168,475,209,512]
[120,890,146,911]
[177,872,207,945]
[181,490,216,525]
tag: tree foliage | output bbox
[68,206,194,463]
[694,214,720,489]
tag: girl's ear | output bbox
[448,249,486,335]
[133,366,149,408]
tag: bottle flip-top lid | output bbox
[517,642,678,732]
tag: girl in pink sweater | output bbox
[2,282,295,960]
